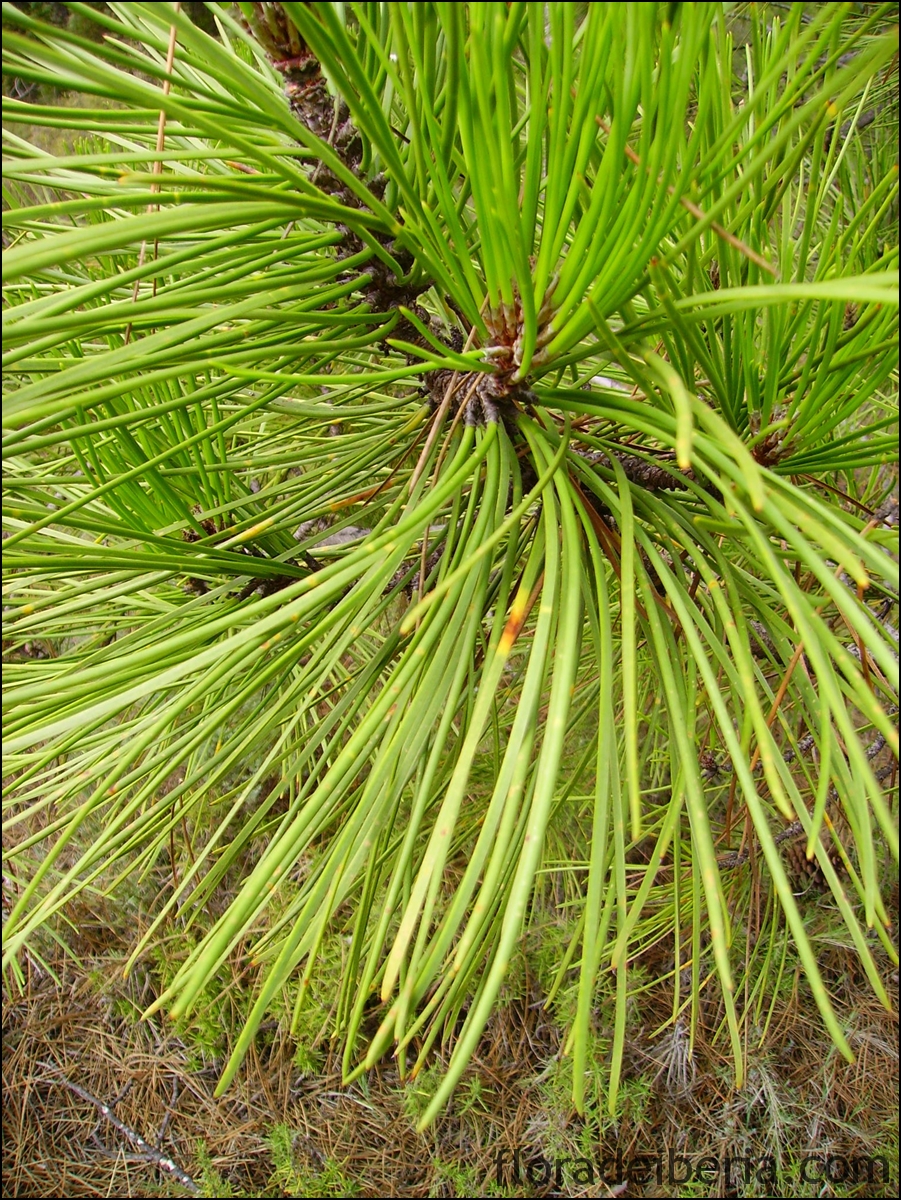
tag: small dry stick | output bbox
[36,1065,199,1194]
[408,324,482,494]
[407,368,467,494]
[124,7,181,344]
[725,549,875,839]
[595,115,777,276]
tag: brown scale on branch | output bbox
[422,366,525,430]
[386,544,445,596]
[874,493,899,528]
[640,717,894,887]
[627,808,851,892]
[572,445,718,497]
[405,277,557,426]
[181,510,303,601]
[714,815,844,885]
[713,715,897,886]
[412,289,553,427]
[181,512,221,595]
[240,5,340,150]
[239,3,438,363]
[747,406,793,467]
[748,619,779,660]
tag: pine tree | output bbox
[3,2,898,1127]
